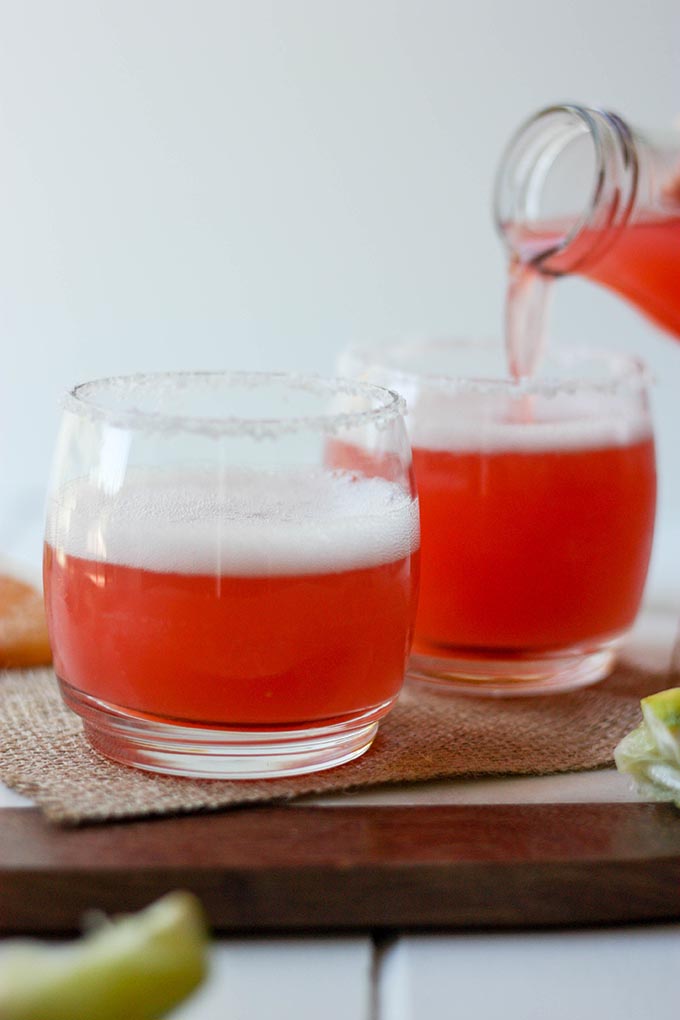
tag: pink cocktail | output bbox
[340,340,656,695]
[44,373,419,776]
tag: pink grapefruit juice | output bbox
[505,217,680,377]
[411,430,656,656]
[584,216,680,339]
[44,470,419,726]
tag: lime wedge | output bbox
[615,686,680,806]
[0,891,209,1020]
[641,688,680,766]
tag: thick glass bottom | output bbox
[59,680,394,778]
[407,636,622,697]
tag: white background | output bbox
[1,0,679,578]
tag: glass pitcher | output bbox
[494,103,680,339]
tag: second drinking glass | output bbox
[340,339,656,696]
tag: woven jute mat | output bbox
[0,661,670,826]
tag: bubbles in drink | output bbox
[407,388,652,453]
[46,468,419,576]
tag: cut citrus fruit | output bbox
[0,574,52,668]
[0,891,209,1020]
[641,688,680,765]
[615,686,680,806]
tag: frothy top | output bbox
[409,416,653,453]
[407,391,653,453]
[46,468,419,576]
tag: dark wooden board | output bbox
[1,804,679,934]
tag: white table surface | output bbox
[1,511,679,1019]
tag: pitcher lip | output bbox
[493,103,638,275]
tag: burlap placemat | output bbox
[0,661,670,826]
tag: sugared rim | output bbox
[63,370,406,436]
[343,337,651,396]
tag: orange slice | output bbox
[0,573,52,668]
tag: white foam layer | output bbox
[408,392,653,452]
[47,468,419,576]
[411,419,654,453]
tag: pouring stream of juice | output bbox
[505,216,680,381]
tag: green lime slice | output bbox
[0,891,209,1020]
[615,686,680,807]
[641,688,680,766]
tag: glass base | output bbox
[407,638,621,697]
[59,681,393,778]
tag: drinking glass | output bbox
[44,372,419,777]
[339,339,656,696]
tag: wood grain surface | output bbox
[1,803,679,933]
